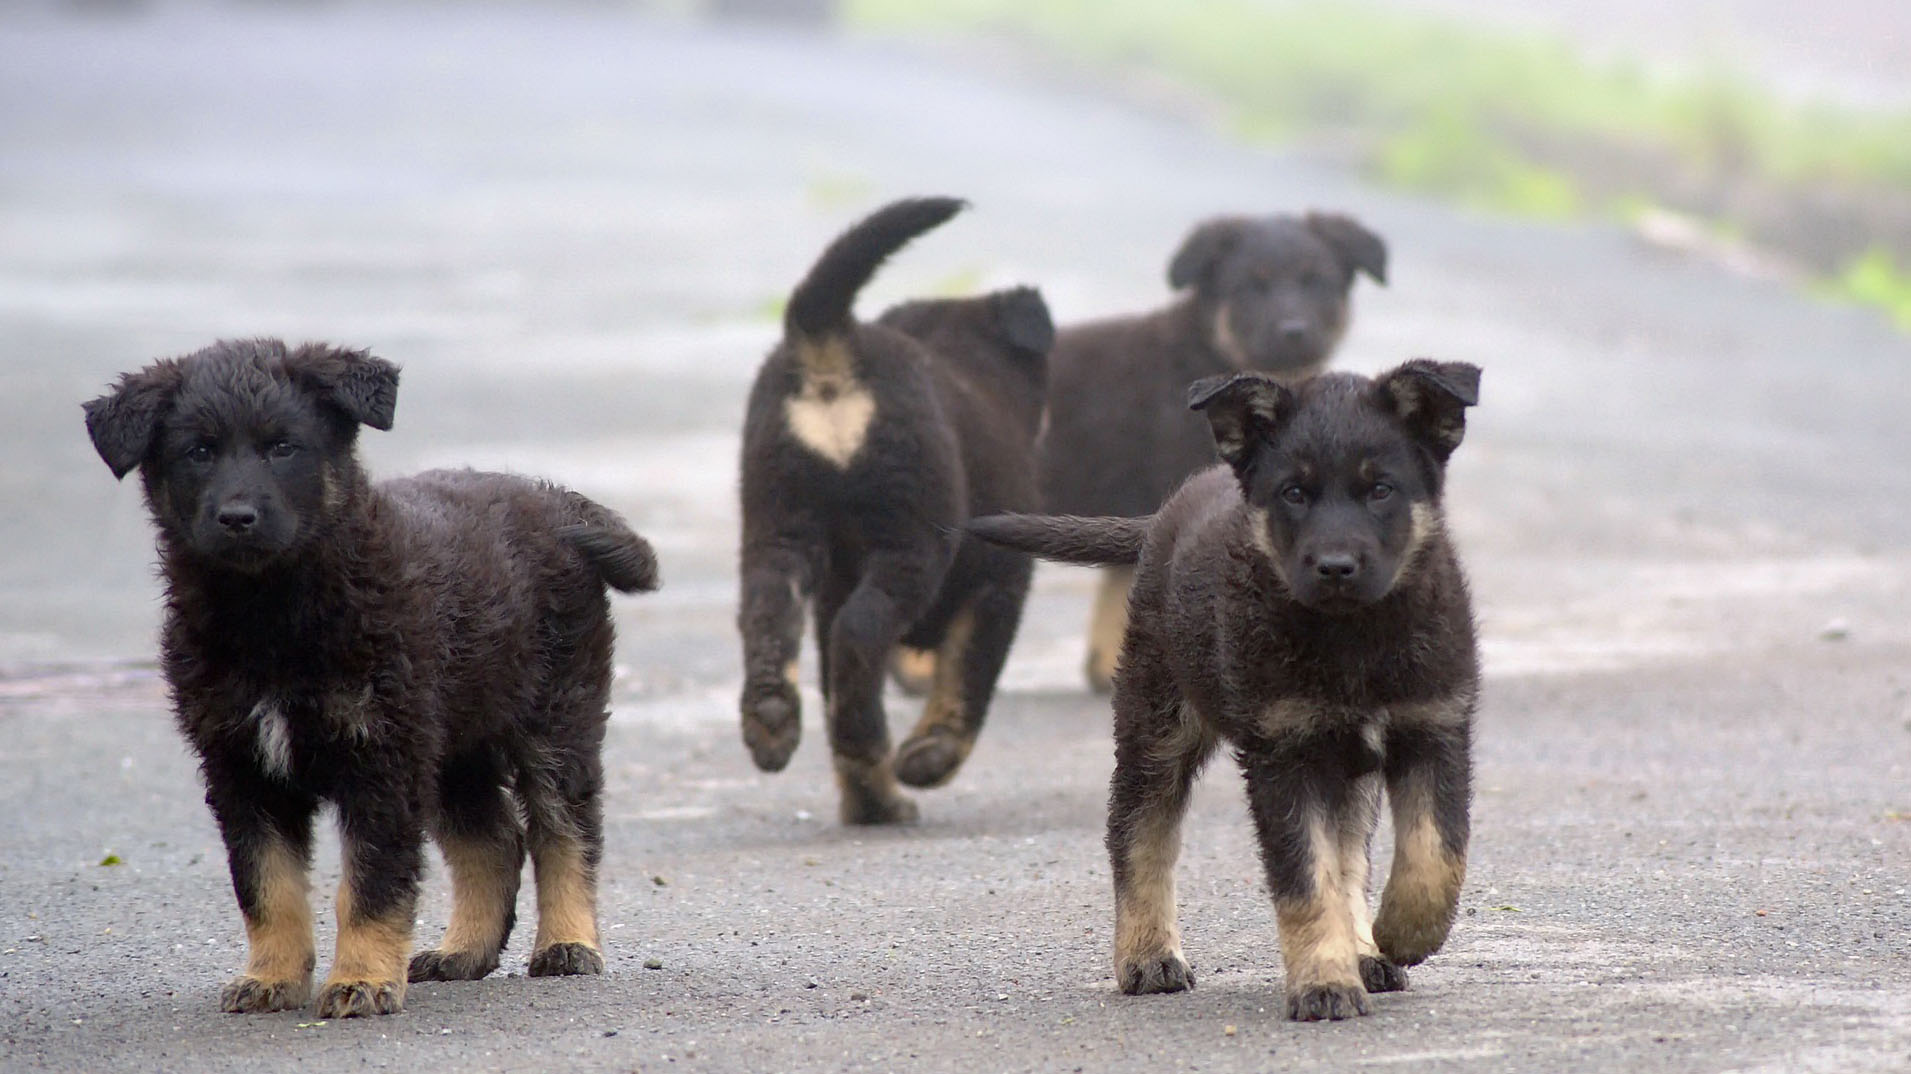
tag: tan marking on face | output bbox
[531,837,599,953]
[1113,801,1186,974]
[1373,805,1466,966]
[240,837,316,989]
[320,465,343,514]
[1273,808,1362,992]
[785,339,874,469]
[436,833,519,957]
[1248,508,1280,565]
[1086,566,1134,686]
[1211,304,1252,368]
[782,659,800,689]
[328,878,411,997]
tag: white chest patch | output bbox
[785,381,876,469]
[248,698,294,779]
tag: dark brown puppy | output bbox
[736,197,1053,824]
[971,359,1479,1021]
[83,339,659,1017]
[1040,212,1387,691]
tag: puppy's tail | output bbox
[785,196,967,344]
[560,522,660,594]
[965,513,1149,567]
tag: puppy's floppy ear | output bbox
[286,343,400,430]
[1372,359,1480,463]
[1305,212,1388,285]
[1187,371,1294,471]
[1167,217,1249,292]
[990,286,1055,358]
[83,360,185,480]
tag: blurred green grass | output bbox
[844,0,1911,329]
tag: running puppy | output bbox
[736,197,1052,824]
[1040,212,1387,692]
[971,359,1479,1021]
[83,339,659,1017]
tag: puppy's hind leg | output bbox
[515,722,609,978]
[895,550,1031,789]
[410,756,524,983]
[738,538,815,772]
[824,550,941,825]
[1084,565,1134,695]
[1108,661,1215,995]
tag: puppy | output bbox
[970,359,1480,1021]
[736,197,1053,824]
[83,339,659,1017]
[1039,212,1388,691]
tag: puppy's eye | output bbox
[1369,482,1394,502]
[1279,484,1309,506]
[266,440,298,461]
[184,444,214,464]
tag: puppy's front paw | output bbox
[1117,953,1194,995]
[1286,982,1369,1021]
[219,974,312,1013]
[528,942,605,977]
[315,979,404,1017]
[741,682,802,772]
[1359,955,1409,993]
[408,948,500,982]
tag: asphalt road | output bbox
[2,4,1908,1073]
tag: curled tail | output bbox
[965,513,1149,567]
[785,196,967,343]
[559,521,660,594]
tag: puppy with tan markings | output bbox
[970,359,1479,1021]
[737,197,1053,824]
[1040,211,1388,692]
[84,339,659,1016]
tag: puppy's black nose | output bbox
[1313,553,1358,581]
[216,503,259,534]
[1280,319,1310,342]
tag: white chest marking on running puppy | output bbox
[249,698,294,779]
[785,340,876,469]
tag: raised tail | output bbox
[964,513,1150,567]
[559,523,660,594]
[784,196,967,343]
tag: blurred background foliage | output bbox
[843,0,1911,330]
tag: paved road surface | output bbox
[2,5,1908,1072]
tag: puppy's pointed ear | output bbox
[1168,217,1248,292]
[1305,212,1388,285]
[1373,359,1480,463]
[83,361,184,480]
[1188,372,1294,471]
[287,343,400,430]
[991,286,1055,358]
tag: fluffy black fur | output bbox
[970,359,1480,1022]
[83,339,658,1018]
[1037,211,1387,691]
[736,197,1053,824]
